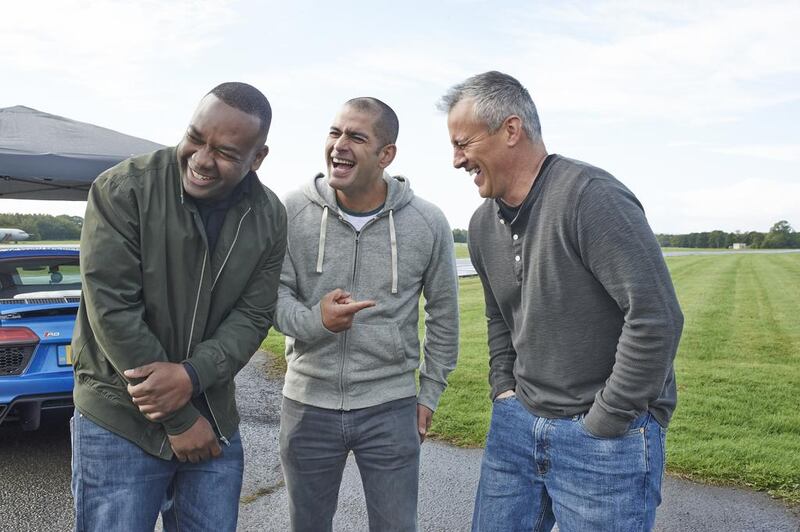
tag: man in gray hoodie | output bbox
[439,71,683,531]
[275,97,459,532]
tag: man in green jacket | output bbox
[71,82,286,532]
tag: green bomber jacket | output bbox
[72,147,286,459]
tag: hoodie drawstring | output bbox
[316,205,328,273]
[389,209,398,294]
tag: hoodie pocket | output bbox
[286,334,344,383]
[345,322,405,383]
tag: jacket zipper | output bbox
[211,208,252,291]
[185,208,251,446]
[339,227,359,410]
[335,212,382,410]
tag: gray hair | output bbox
[437,71,541,141]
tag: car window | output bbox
[0,256,80,298]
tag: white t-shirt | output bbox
[339,203,384,232]
[342,211,376,232]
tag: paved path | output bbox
[237,352,799,531]
[1,351,798,531]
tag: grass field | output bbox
[660,247,731,253]
[455,244,733,258]
[262,252,800,503]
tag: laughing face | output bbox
[177,94,268,201]
[325,105,393,199]
[447,98,510,200]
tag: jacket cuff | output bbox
[309,303,339,342]
[187,345,223,392]
[417,378,446,412]
[182,360,203,397]
[490,379,516,401]
[160,403,201,435]
[583,403,632,438]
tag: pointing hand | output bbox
[321,288,376,332]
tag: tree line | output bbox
[0,213,83,241]
[657,220,798,249]
[2,213,797,249]
[454,220,799,249]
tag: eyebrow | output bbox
[331,126,369,140]
[187,126,243,156]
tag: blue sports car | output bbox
[0,246,79,430]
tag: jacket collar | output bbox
[173,145,269,211]
[305,171,414,215]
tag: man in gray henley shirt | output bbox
[439,71,683,532]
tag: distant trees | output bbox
[0,213,82,241]
[656,220,799,249]
[762,220,799,248]
[2,214,797,249]
[452,228,468,243]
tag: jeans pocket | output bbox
[626,412,652,434]
[577,413,651,440]
[492,394,517,404]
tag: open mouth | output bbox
[188,166,216,184]
[468,167,482,183]
[332,156,355,170]
[331,156,355,178]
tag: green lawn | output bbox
[664,253,800,503]
[454,242,469,259]
[262,253,800,503]
[661,247,732,252]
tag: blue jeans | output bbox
[472,396,666,532]
[280,396,420,532]
[71,410,244,532]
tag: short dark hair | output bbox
[344,97,399,148]
[209,82,272,140]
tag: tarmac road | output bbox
[1,351,798,531]
[0,410,73,531]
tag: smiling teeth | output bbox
[192,169,214,181]
[332,157,354,166]
[469,168,480,176]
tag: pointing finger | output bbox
[347,300,376,313]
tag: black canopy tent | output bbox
[0,106,163,201]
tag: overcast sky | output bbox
[1,0,798,234]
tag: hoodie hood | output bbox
[302,171,414,294]
[303,171,415,213]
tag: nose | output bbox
[453,147,466,169]
[192,144,215,170]
[333,134,350,152]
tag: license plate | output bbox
[57,345,72,366]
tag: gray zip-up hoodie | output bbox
[275,173,459,412]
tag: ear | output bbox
[377,144,397,169]
[249,145,270,171]
[503,115,523,147]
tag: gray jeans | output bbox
[279,396,420,532]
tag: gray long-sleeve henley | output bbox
[468,155,683,438]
